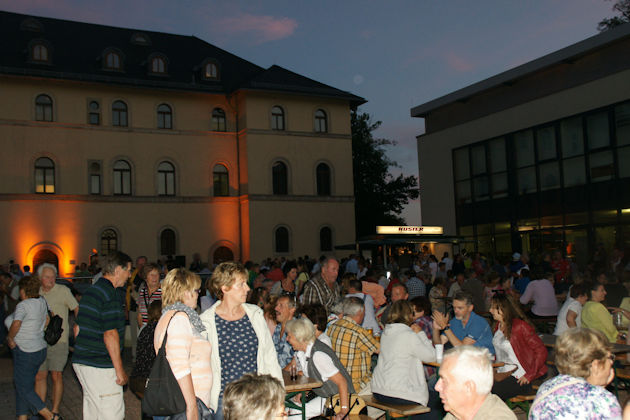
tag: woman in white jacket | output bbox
[200,262,283,420]
[371,300,440,420]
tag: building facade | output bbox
[412,24,630,263]
[0,12,364,275]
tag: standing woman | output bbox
[154,268,212,419]
[200,262,282,420]
[6,276,57,420]
[488,293,547,400]
[137,263,162,329]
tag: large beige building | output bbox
[0,11,364,275]
[412,24,630,263]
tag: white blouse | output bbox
[492,329,526,379]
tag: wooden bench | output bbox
[362,395,430,419]
[507,394,536,415]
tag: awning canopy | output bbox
[334,234,472,250]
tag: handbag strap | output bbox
[530,377,582,412]
[157,310,183,353]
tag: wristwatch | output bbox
[442,326,450,332]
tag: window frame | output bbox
[112,100,128,127]
[157,161,176,196]
[271,106,285,131]
[113,160,132,195]
[87,100,101,125]
[160,228,177,256]
[314,109,328,133]
[316,162,332,196]
[213,164,229,197]
[272,161,289,195]
[211,108,227,132]
[35,94,53,122]
[100,228,118,256]
[34,157,55,194]
[274,226,290,254]
[157,103,173,129]
[88,160,102,195]
[320,226,333,252]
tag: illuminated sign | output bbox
[376,226,444,235]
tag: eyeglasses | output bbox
[194,289,201,294]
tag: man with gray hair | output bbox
[327,296,379,393]
[35,263,79,417]
[302,257,340,311]
[436,346,516,419]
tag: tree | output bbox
[598,0,630,31]
[351,110,420,238]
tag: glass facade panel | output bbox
[492,173,508,198]
[473,176,489,201]
[489,138,506,172]
[563,156,586,187]
[587,112,610,149]
[471,145,486,175]
[539,162,560,191]
[565,212,588,226]
[454,149,470,181]
[455,180,471,204]
[561,116,584,158]
[593,209,618,224]
[536,126,556,161]
[517,167,536,194]
[565,229,588,268]
[514,130,534,167]
[616,103,630,146]
[589,150,614,182]
[619,146,630,178]
[594,226,616,256]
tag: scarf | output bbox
[162,302,206,336]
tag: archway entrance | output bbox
[213,246,234,264]
[33,249,59,275]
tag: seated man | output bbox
[346,279,381,335]
[272,294,296,369]
[433,291,494,355]
[327,296,379,394]
[436,345,516,419]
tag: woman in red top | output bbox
[489,293,547,400]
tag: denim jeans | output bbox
[12,346,47,416]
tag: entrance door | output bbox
[33,249,59,275]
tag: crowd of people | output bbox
[1,245,630,419]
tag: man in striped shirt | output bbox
[73,251,132,420]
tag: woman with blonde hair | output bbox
[529,328,621,419]
[154,268,212,419]
[223,373,285,420]
[200,262,282,420]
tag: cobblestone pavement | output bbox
[0,348,141,420]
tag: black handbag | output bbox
[166,397,214,420]
[44,310,63,345]
[141,311,187,416]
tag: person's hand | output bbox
[335,407,349,420]
[517,376,530,386]
[410,323,422,333]
[186,403,199,420]
[432,311,449,330]
[6,337,16,349]
[115,369,128,386]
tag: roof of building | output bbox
[0,10,365,105]
[410,22,630,118]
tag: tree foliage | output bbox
[598,0,630,31]
[351,110,420,238]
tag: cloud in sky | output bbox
[214,13,298,44]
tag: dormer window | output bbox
[20,18,43,32]
[205,62,218,79]
[105,51,121,70]
[150,56,167,74]
[130,32,151,46]
[32,43,49,62]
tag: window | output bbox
[211,108,226,131]
[539,162,560,191]
[271,106,285,130]
[589,151,614,182]
[320,227,332,251]
[112,100,128,127]
[157,104,172,129]
[204,62,218,79]
[35,157,55,194]
[563,157,586,187]
[213,247,233,264]
[113,160,131,195]
[615,103,630,146]
[316,163,331,196]
[314,109,327,133]
[272,161,288,195]
[32,44,48,62]
[536,126,556,161]
[151,56,166,74]
[587,112,610,150]
[35,94,53,122]
[105,51,121,70]
[160,229,176,255]
[130,32,151,46]
[157,161,175,196]
[453,148,470,181]
[89,161,101,194]
[100,229,118,256]
[514,130,535,167]
[561,117,584,157]
[88,101,100,125]
[471,145,486,176]
[275,227,289,253]
[213,164,229,196]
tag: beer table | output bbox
[539,333,630,353]
[283,370,323,420]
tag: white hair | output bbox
[37,263,58,277]
[285,318,316,345]
[342,296,364,317]
[443,345,493,395]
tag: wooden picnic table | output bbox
[540,333,630,353]
[283,370,323,420]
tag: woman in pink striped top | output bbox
[154,268,213,419]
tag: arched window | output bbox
[275,227,289,253]
[113,160,131,195]
[151,56,166,74]
[316,163,331,196]
[211,108,226,132]
[89,161,101,194]
[105,51,121,70]
[213,164,229,197]
[35,94,53,122]
[204,62,218,79]
[35,157,55,194]
[320,227,333,252]
[157,161,175,196]
[271,106,285,130]
[157,104,172,129]
[32,44,48,62]
[160,228,176,256]
[314,109,328,133]
[213,246,233,264]
[112,100,128,127]
[100,229,118,256]
[272,161,288,195]
[88,100,100,125]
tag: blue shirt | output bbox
[514,277,531,295]
[215,313,258,396]
[272,322,295,368]
[449,311,495,355]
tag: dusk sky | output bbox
[1,0,620,225]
